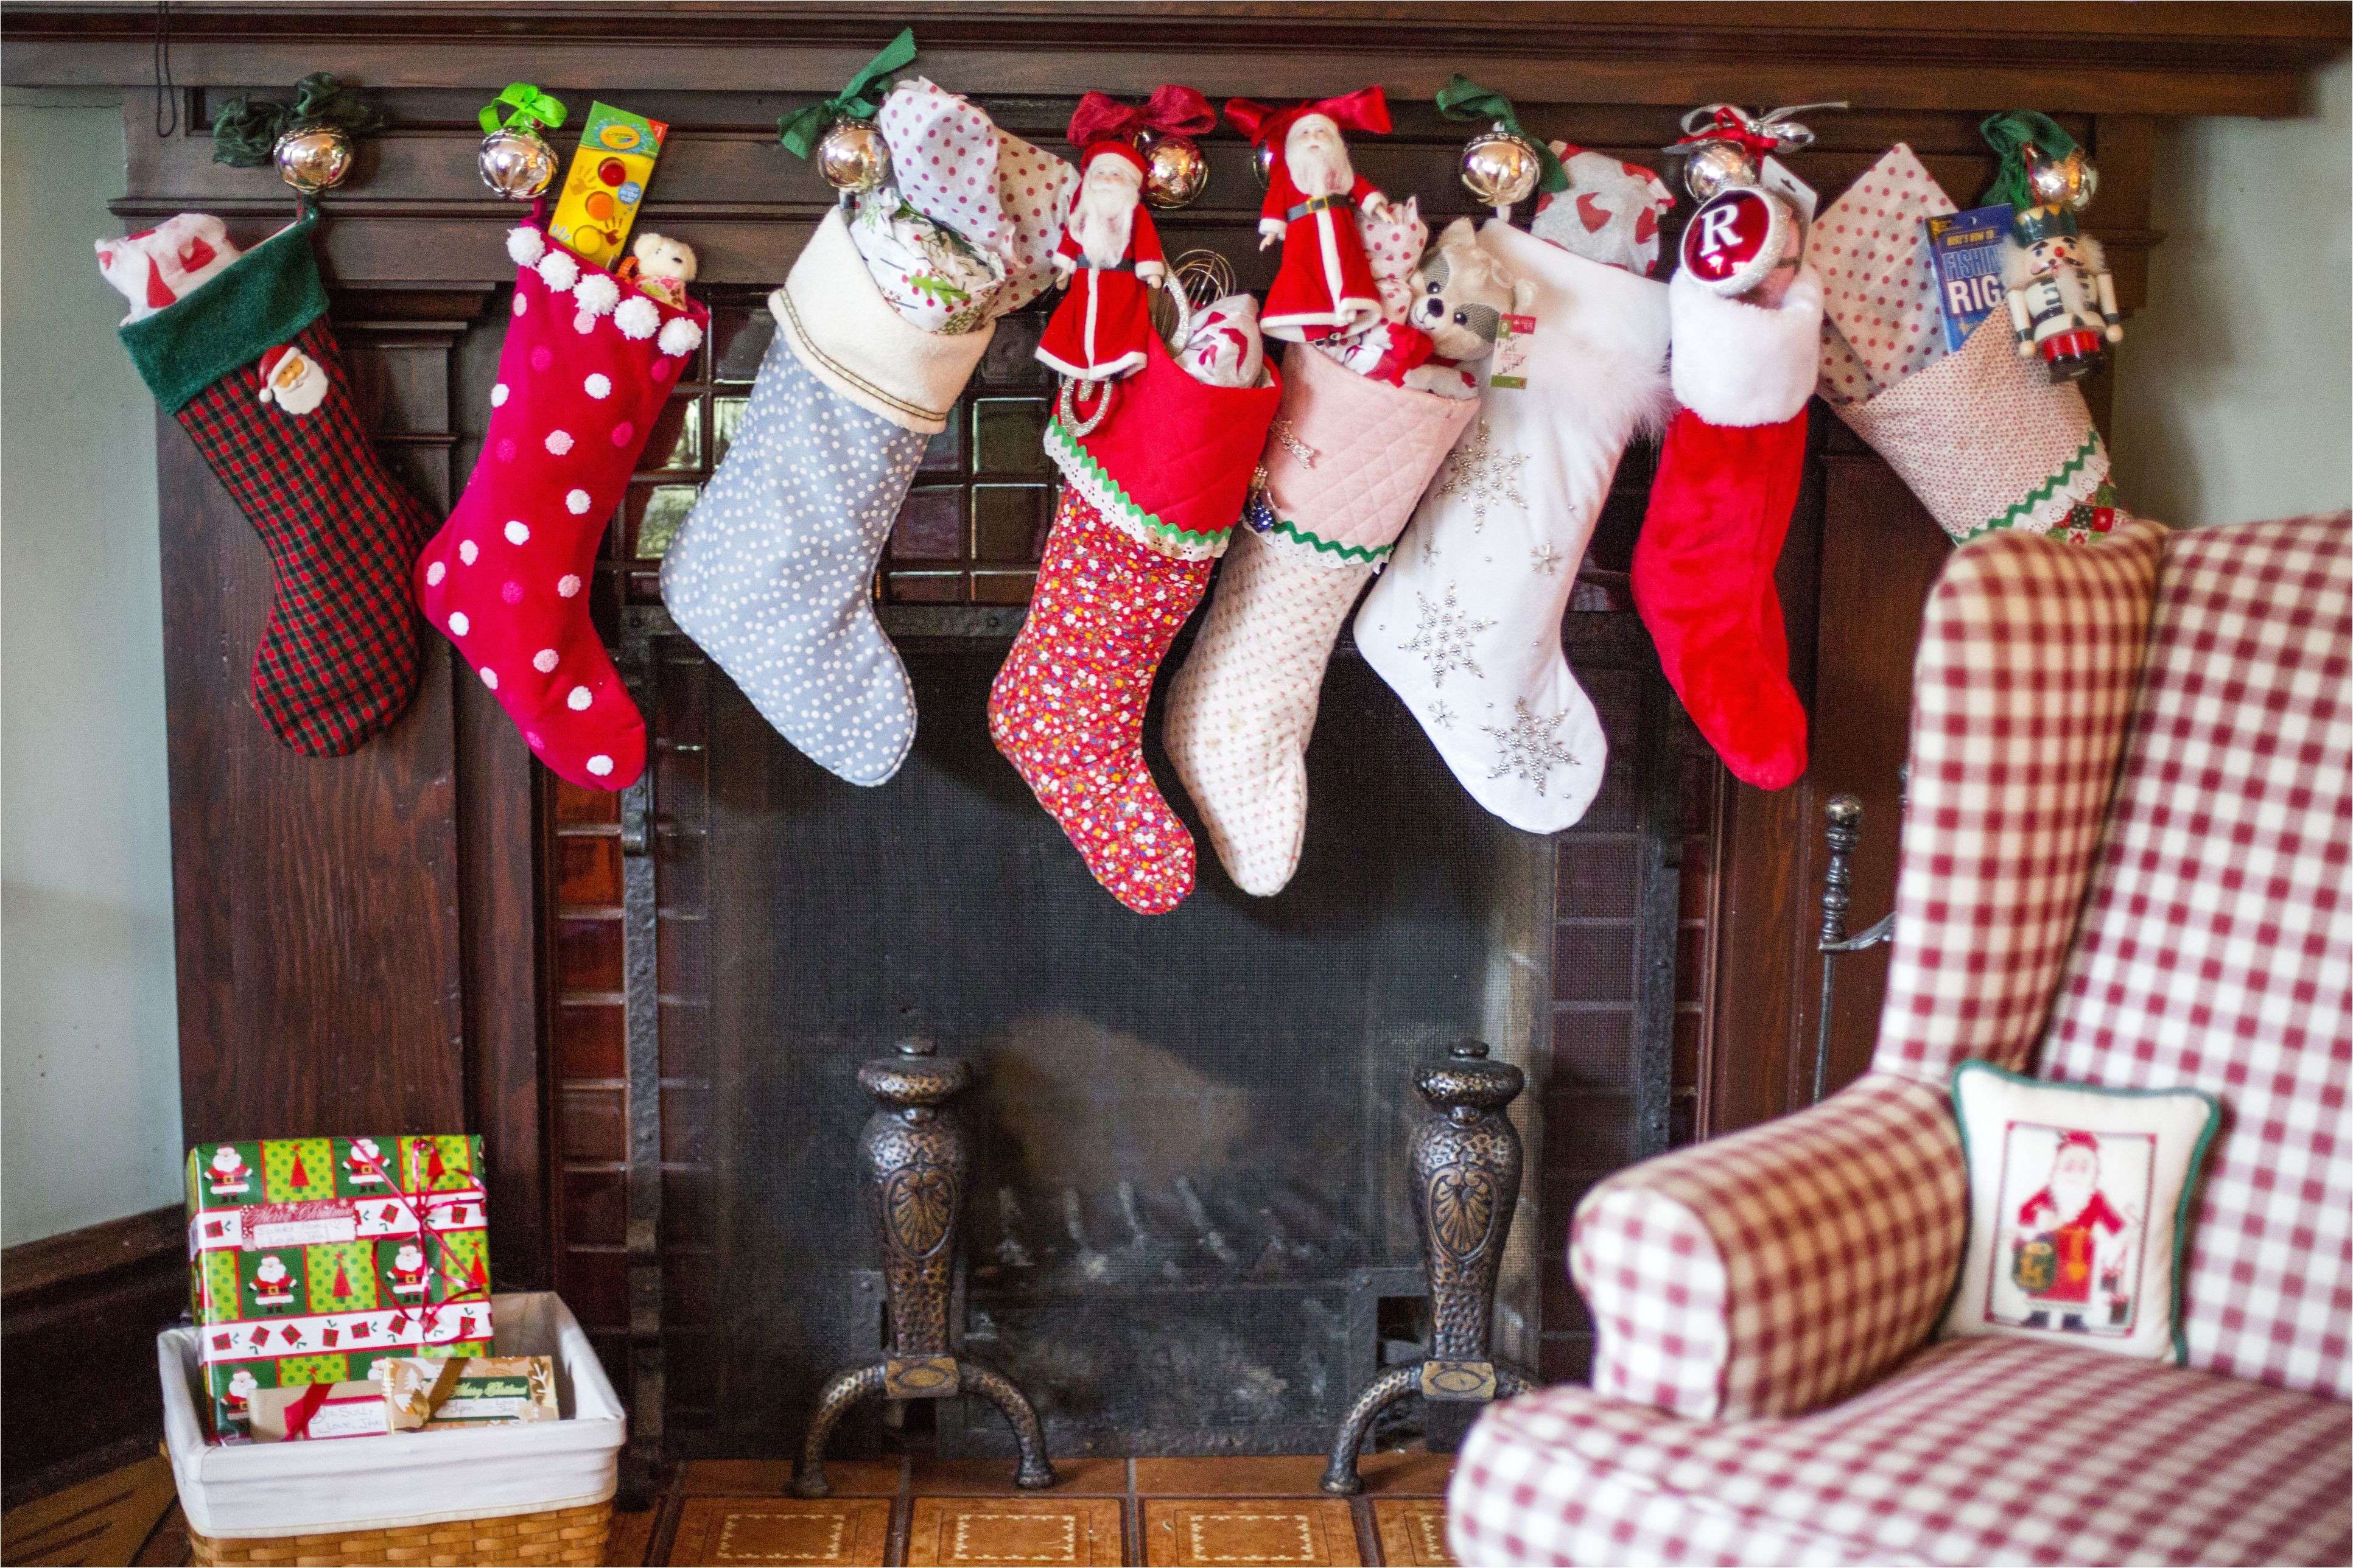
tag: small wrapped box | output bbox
[185,1135,494,1440]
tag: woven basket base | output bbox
[189,1500,611,1566]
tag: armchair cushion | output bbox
[1452,1334,2353,1567]
[1571,1073,1965,1422]
[1874,518,2166,1084]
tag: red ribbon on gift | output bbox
[1672,104,1781,158]
[1222,86,1390,149]
[1066,85,1215,150]
[282,1381,334,1440]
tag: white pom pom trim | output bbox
[614,297,660,341]
[572,274,620,318]
[536,251,580,293]
[658,317,704,359]
[506,227,546,267]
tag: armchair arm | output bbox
[1569,1073,1967,1421]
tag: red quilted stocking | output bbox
[1632,268,1822,791]
[110,215,436,756]
[989,489,1212,915]
[416,226,707,791]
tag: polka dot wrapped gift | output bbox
[415,224,708,791]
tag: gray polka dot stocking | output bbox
[659,334,927,786]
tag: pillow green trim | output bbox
[117,215,328,414]
[1946,1058,2222,1365]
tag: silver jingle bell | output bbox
[1680,137,1757,203]
[2026,145,2099,212]
[1459,122,1542,212]
[1136,128,1208,210]
[816,117,891,195]
[272,125,354,196]
[477,126,558,201]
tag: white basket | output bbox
[160,1291,626,1542]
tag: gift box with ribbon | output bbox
[184,1134,494,1440]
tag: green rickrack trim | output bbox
[1043,417,1233,562]
[1255,515,1394,568]
[1971,429,2104,540]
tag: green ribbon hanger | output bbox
[479,83,567,136]
[778,28,919,158]
[211,72,387,167]
[1979,110,2078,211]
[1434,74,1568,195]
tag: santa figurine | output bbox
[207,1144,252,1197]
[1224,89,1394,342]
[1036,140,1165,382]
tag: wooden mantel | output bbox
[4,2,2346,114]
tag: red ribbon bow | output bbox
[1671,103,1781,158]
[1067,85,1216,150]
[1222,86,1390,148]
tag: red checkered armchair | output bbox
[1452,513,2353,1566]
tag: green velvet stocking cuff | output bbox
[117,215,329,414]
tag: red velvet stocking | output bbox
[1633,407,1809,791]
[1630,266,1825,793]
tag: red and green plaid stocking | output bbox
[113,214,435,756]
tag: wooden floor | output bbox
[1,1451,1457,1567]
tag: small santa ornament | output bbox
[207,1144,252,1195]
[256,342,329,416]
[387,1241,432,1298]
[250,1253,296,1309]
[1037,139,1166,382]
[1224,89,1394,343]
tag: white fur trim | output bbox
[536,250,580,293]
[572,274,619,317]
[771,206,995,436]
[506,227,545,267]
[614,297,660,341]
[1667,266,1825,427]
[658,317,704,359]
[1475,219,1672,447]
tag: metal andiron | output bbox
[794,1040,1056,1497]
[1323,1041,1533,1495]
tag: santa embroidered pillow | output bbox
[1941,1060,2221,1362]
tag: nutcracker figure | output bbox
[2002,200,2122,383]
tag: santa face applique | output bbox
[250,1254,295,1309]
[257,343,329,416]
[208,1144,251,1195]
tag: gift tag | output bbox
[1488,312,1537,389]
[1759,155,1818,263]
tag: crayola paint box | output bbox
[549,102,667,268]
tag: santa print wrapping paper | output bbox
[185,1135,492,1440]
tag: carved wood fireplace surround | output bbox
[4,0,2343,1483]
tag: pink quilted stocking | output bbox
[417,225,707,790]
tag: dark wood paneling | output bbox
[1,1208,184,1487]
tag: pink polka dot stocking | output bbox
[416,226,707,790]
[987,489,1210,915]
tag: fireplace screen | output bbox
[611,603,1672,1460]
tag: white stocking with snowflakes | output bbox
[1357,221,1669,833]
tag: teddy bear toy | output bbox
[1321,217,1535,398]
[617,231,698,309]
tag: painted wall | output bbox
[0,75,2345,1244]
[2111,58,2353,525]
[1,89,183,1245]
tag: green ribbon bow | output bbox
[1435,74,1567,195]
[1979,110,2079,211]
[778,29,919,158]
[479,83,567,136]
